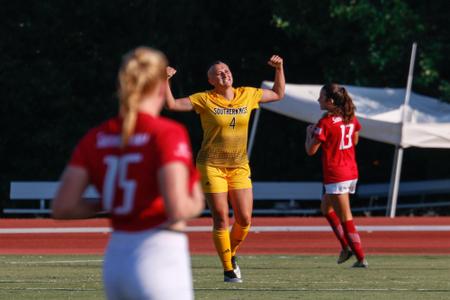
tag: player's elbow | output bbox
[306,150,315,156]
[305,146,317,156]
[51,199,73,219]
[165,101,176,111]
[167,196,204,222]
[272,90,284,101]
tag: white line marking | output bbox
[3,260,103,264]
[0,227,111,234]
[1,225,450,234]
[0,287,448,293]
[0,287,99,291]
[195,287,450,292]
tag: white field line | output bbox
[2,260,104,265]
[1,225,450,234]
[0,287,99,291]
[0,285,448,292]
[195,287,450,292]
[0,287,448,292]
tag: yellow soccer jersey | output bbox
[189,87,263,167]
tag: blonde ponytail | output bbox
[118,47,168,147]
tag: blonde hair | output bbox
[118,47,168,147]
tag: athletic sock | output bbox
[325,211,349,249]
[230,222,251,257]
[343,219,365,261]
[213,228,233,271]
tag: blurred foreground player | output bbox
[52,47,204,299]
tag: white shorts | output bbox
[103,228,193,300]
[324,179,358,195]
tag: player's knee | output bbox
[235,214,251,227]
[212,213,229,229]
[320,202,330,216]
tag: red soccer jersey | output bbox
[69,112,199,231]
[313,114,361,184]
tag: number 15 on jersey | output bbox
[103,154,142,215]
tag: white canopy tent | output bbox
[249,79,450,217]
[256,82,450,148]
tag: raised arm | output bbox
[165,67,194,111]
[260,55,285,103]
[305,124,321,156]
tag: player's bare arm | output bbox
[52,166,99,219]
[354,131,360,145]
[165,66,194,111]
[260,55,285,103]
[305,124,321,156]
[158,162,204,226]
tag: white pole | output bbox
[387,146,404,216]
[248,108,261,159]
[386,42,417,218]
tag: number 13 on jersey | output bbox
[339,124,354,150]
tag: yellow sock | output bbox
[230,222,251,257]
[212,228,233,271]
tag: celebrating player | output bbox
[305,83,368,268]
[52,47,204,299]
[165,55,285,282]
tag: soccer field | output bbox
[1,255,449,300]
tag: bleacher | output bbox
[4,180,450,216]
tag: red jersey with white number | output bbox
[314,114,361,184]
[69,112,199,232]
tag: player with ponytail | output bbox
[305,83,368,268]
[52,47,204,299]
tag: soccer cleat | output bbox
[224,270,242,283]
[231,256,241,279]
[352,259,369,268]
[337,248,353,264]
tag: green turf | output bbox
[0,255,449,299]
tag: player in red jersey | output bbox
[305,83,368,268]
[52,47,205,299]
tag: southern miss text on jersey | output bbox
[69,112,199,231]
[189,87,263,167]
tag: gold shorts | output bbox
[196,163,252,193]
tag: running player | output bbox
[52,47,205,299]
[165,55,285,282]
[305,83,368,268]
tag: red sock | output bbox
[343,220,365,261]
[325,211,348,250]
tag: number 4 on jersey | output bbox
[229,117,236,129]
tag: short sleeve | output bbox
[156,125,194,169]
[156,124,200,189]
[314,118,327,143]
[188,92,207,114]
[244,87,263,110]
[68,133,92,170]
